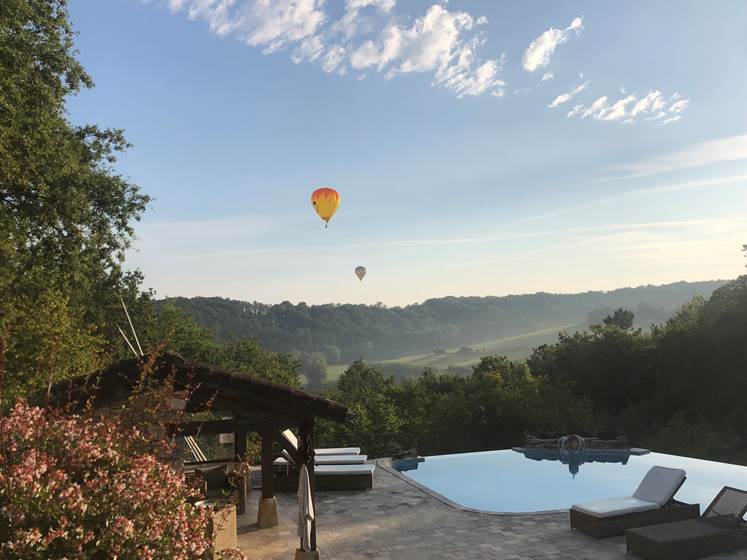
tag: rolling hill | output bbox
[162,280,726,373]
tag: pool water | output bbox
[392,449,747,513]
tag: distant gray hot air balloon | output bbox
[354,266,367,282]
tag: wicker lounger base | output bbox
[626,519,747,560]
[274,473,373,492]
[570,501,699,538]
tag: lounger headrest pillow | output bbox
[633,466,686,505]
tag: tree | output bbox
[319,344,341,364]
[1,0,149,401]
[603,308,635,329]
[300,352,327,389]
[321,361,402,456]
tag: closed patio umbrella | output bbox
[297,464,315,552]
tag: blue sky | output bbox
[67,0,747,305]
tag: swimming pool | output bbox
[391,449,747,514]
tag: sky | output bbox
[67,0,747,306]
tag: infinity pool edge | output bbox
[378,458,569,517]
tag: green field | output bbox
[322,322,580,382]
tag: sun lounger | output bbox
[570,466,698,538]
[626,486,747,560]
[275,462,375,491]
[274,453,368,466]
[280,429,361,456]
[315,463,375,490]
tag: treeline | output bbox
[318,275,747,465]
[163,281,723,362]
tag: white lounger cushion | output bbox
[572,496,659,518]
[315,464,375,476]
[280,430,361,456]
[632,466,686,505]
[314,447,361,456]
[571,465,687,519]
[274,454,368,466]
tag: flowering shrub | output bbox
[0,400,246,560]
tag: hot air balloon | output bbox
[355,266,367,282]
[310,187,340,227]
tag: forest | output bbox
[163,280,723,363]
[317,275,747,466]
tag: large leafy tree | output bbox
[0,0,149,402]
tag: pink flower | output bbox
[0,401,216,560]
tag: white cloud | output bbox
[567,88,690,125]
[669,99,690,113]
[541,71,554,82]
[161,0,505,98]
[580,96,608,119]
[567,103,584,118]
[522,16,583,72]
[348,5,505,97]
[239,0,327,53]
[321,43,346,73]
[610,134,747,178]
[630,90,664,116]
[167,0,187,12]
[292,35,325,63]
[347,0,395,11]
[548,80,588,108]
[603,94,636,121]
[647,111,667,121]
[333,0,395,40]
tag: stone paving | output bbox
[237,463,747,560]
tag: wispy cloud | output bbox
[509,173,747,225]
[158,0,506,97]
[610,135,747,178]
[541,71,554,82]
[565,90,689,125]
[548,80,589,108]
[522,16,583,72]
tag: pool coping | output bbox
[377,458,569,517]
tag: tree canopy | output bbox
[0,1,297,404]
[163,280,723,363]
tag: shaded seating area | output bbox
[570,466,698,538]
[43,352,351,557]
[626,486,747,560]
[273,427,375,491]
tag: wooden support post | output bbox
[234,430,247,514]
[257,430,279,528]
[261,431,274,499]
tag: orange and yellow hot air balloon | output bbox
[310,187,340,228]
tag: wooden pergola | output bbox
[44,352,350,552]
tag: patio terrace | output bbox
[238,461,747,560]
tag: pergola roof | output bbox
[44,352,349,428]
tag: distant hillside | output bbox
[161,280,726,364]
